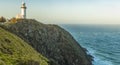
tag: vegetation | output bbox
[0,16,6,22]
[2,19,93,65]
[0,27,49,65]
[9,17,18,23]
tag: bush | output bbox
[10,17,17,23]
[0,16,6,22]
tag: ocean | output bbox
[60,24,120,65]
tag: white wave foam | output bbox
[93,56,113,65]
[86,47,113,65]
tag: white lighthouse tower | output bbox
[21,1,27,19]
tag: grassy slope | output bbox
[0,27,49,65]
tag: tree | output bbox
[0,16,6,22]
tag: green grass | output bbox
[0,27,49,65]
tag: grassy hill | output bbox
[0,27,49,65]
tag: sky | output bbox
[1,0,120,24]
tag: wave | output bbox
[86,47,113,65]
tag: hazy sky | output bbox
[1,0,120,24]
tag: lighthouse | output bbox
[21,2,27,19]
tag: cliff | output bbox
[1,19,93,65]
[0,27,49,65]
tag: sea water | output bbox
[60,24,120,65]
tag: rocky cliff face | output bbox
[0,27,49,65]
[2,19,93,65]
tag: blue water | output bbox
[60,24,120,65]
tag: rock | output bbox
[2,19,93,65]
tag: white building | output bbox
[16,2,27,19]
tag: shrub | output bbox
[0,16,6,22]
[10,17,17,23]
